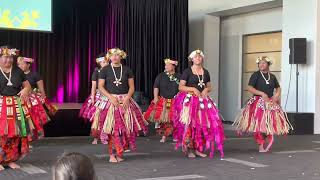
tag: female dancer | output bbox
[79,53,109,144]
[0,46,33,170]
[173,49,224,158]
[233,56,293,152]
[17,57,57,139]
[144,58,180,142]
[96,48,148,163]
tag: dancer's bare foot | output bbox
[0,165,5,171]
[92,138,98,145]
[259,144,267,153]
[8,162,20,169]
[109,155,118,163]
[265,135,274,152]
[116,156,124,162]
[188,152,196,158]
[195,150,207,158]
[124,149,131,153]
[160,136,166,143]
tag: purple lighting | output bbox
[51,0,125,103]
[67,66,73,100]
[56,84,64,103]
[88,31,92,86]
[73,57,80,102]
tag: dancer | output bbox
[79,53,109,144]
[233,56,293,152]
[173,49,224,158]
[17,57,57,140]
[96,48,148,163]
[0,46,33,170]
[144,58,180,143]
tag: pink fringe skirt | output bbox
[79,92,109,138]
[94,94,148,151]
[79,91,104,121]
[173,92,225,158]
[233,96,293,135]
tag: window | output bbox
[242,32,282,104]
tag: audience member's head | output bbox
[53,152,96,180]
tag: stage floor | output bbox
[2,134,320,180]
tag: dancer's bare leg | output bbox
[265,135,274,152]
[188,149,196,158]
[109,155,118,163]
[160,136,166,143]
[92,138,98,145]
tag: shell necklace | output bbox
[260,71,270,85]
[194,67,205,88]
[0,66,13,86]
[111,63,123,87]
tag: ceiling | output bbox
[188,0,276,19]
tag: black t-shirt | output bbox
[26,72,42,89]
[99,65,134,94]
[91,68,101,90]
[181,67,210,92]
[248,71,280,98]
[91,67,100,81]
[0,66,27,96]
[153,72,181,99]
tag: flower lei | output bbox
[165,71,179,84]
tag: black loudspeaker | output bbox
[287,112,314,135]
[289,38,307,64]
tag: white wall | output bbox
[315,0,320,134]
[219,8,282,121]
[203,15,220,102]
[189,19,205,52]
[188,0,275,52]
[281,0,319,133]
[281,0,316,113]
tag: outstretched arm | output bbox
[36,80,46,98]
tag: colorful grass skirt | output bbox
[94,94,148,152]
[80,92,108,138]
[0,96,34,164]
[233,96,293,135]
[79,91,103,120]
[144,97,175,137]
[173,92,225,158]
[27,91,57,140]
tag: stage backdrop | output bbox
[0,0,189,102]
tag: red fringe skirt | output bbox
[27,91,58,140]
[233,96,293,135]
[0,96,34,164]
[144,97,175,137]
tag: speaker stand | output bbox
[296,64,299,113]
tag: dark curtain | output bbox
[0,0,188,102]
[125,0,189,98]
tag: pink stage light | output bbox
[56,84,64,103]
